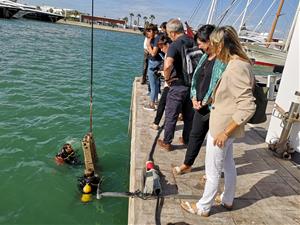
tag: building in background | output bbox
[80,15,126,28]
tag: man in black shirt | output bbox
[157,19,194,151]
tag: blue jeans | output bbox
[147,60,161,102]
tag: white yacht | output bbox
[0,0,63,22]
[0,0,21,18]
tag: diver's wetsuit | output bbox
[56,149,79,165]
[78,174,100,193]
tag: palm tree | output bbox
[129,13,134,28]
[123,16,128,26]
[74,10,79,17]
[149,14,155,23]
[143,16,148,27]
[137,14,141,26]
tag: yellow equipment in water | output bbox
[83,183,92,194]
[79,132,100,203]
[81,132,97,175]
[81,193,92,203]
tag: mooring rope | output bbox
[89,0,94,133]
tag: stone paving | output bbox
[128,78,300,225]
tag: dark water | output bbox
[0,19,143,225]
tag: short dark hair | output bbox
[146,23,158,32]
[157,34,171,45]
[194,24,216,43]
[160,22,167,30]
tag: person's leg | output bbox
[163,86,183,144]
[196,132,234,213]
[147,60,156,104]
[182,92,194,144]
[154,74,160,102]
[154,87,169,125]
[221,141,236,206]
[142,51,148,84]
[183,108,209,166]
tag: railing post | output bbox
[267,74,277,100]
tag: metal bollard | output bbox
[269,91,300,159]
[267,75,277,100]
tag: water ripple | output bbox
[0,19,143,225]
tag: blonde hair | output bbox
[210,26,250,63]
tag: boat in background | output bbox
[194,0,294,74]
[20,9,64,22]
[0,0,20,18]
[243,42,286,72]
[240,0,287,73]
[0,0,63,22]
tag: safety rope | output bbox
[89,0,94,133]
[96,190,200,200]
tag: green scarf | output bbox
[190,53,227,103]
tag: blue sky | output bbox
[22,0,299,38]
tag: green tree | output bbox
[143,16,148,27]
[137,13,141,26]
[149,14,155,23]
[145,21,150,28]
[123,16,128,25]
[129,12,134,28]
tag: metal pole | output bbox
[283,1,300,52]
[206,0,217,24]
[266,0,285,46]
[267,75,276,100]
[238,0,252,34]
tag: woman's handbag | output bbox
[248,81,268,124]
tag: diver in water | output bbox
[78,169,100,194]
[55,143,80,165]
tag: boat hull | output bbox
[243,42,287,67]
[23,11,64,23]
[0,6,19,18]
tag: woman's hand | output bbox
[192,99,201,110]
[213,132,228,148]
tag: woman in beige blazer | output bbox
[181,26,256,216]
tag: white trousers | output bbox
[196,132,236,213]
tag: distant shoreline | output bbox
[57,20,142,35]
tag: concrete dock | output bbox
[128,77,300,225]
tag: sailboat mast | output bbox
[206,0,217,24]
[266,0,285,44]
[283,1,300,52]
[238,0,252,34]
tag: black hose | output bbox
[147,123,165,162]
[155,196,164,225]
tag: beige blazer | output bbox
[209,59,256,139]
